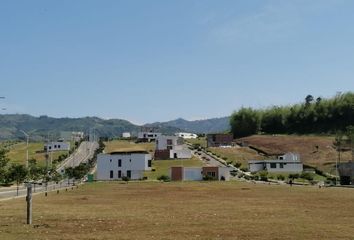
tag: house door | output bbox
[174,153,178,159]
[127,170,131,179]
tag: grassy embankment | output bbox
[104,140,204,180]
[1,181,354,240]
[5,142,70,166]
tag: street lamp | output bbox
[20,130,30,168]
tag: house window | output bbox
[270,163,277,169]
[58,145,61,149]
[110,170,114,179]
[127,170,131,178]
[279,163,284,169]
[207,172,216,177]
[167,146,173,150]
[118,159,122,167]
[118,170,122,178]
[148,160,152,168]
[167,139,173,145]
[110,159,112,163]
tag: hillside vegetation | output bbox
[230,92,354,137]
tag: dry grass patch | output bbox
[104,140,155,154]
[1,182,354,240]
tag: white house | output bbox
[155,135,192,159]
[44,142,70,152]
[170,166,231,181]
[97,150,152,180]
[175,132,198,139]
[248,153,303,173]
[122,132,131,138]
[137,132,162,142]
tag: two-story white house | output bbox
[248,153,303,173]
[155,135,192,159]
[96,150,152,180]
[137,132,162,142]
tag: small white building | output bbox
[44,142,70,152]
[170,166,231,181]
[155,135,192,159]
[175,132,198,139]
[122,132,131,138]
[249,153,303,173]
[137,132,162,142]
[96,150,152,180]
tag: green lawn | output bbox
[6,142,69,166]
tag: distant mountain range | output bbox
[0,114,230,140]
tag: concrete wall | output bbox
[266,162,303,173]
[170,149,192,159]
[97,153,151,180]
[249,162,265,173]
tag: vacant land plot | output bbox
[1,182,354,240]
[104,140,155,153]
[209,146,266,168]
[6,142,68,166]
[240,135,352,173]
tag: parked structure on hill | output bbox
[175,132,198,139]
[248,153,303,173]
[44,141,70,152]
[97,150,152,180]
[170,166,231,181]
[155,135,192,159]
[207,133,234,147]
[338,162,354,185]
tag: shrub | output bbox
[240,167,249,172]
[234,162,242,168]
[203,175,217,181]
[122,176,130,182]
[258,171,268,182]
[277,174,285,181]
[222,157,228,161]
[157,175,170,182]
[300,172,314,181]
[289,173,300,179]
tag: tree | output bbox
[305,95,314,105]
[0,148,10,184]
[7,164,28,196]
[230,108,261,138]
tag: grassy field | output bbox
[185,138,207,148]
[104,140,155,153]
[145,157,204,180]
[6,142,68,166]
[2,182,354,240]
[240,135,353,173]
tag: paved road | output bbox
[0,141,98,200]
[56,141,98,173]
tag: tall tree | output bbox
[0,148,10,184]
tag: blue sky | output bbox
[1,0,354,124]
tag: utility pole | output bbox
[26,183,32,225]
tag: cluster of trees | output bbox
[230,92,354,137]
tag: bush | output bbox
[277,174,285,181]
[289,173,300,179]
[203,175,217,181]
[300,172,314,181]
[122,176,130,182]
[240,167,249,172]
[258,171,268,182]
[157,175,170,182]
[222,157,228,161]
[234,162,242,168]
